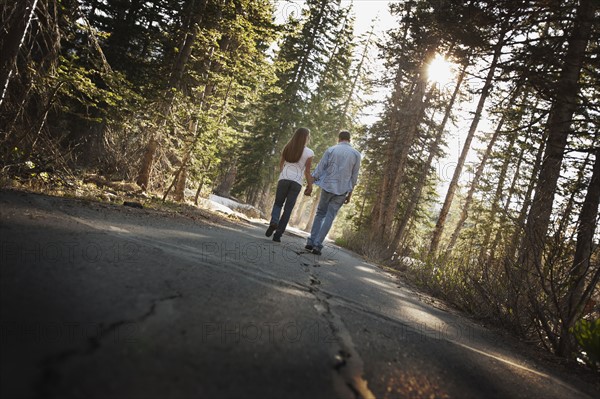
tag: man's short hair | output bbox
[339,131,351,141]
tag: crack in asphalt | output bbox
[297,254,375,399]
[310,287,376,399]
[34,293,182,399]
[309,274,321,286]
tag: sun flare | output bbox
[427,54,454,85]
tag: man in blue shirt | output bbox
[306,131,361,255]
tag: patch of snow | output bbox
[209,194,254,211]
[196,197,253,221]
[400,257,425,268]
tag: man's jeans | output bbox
[307,190,346,249]
[270,179,302,237]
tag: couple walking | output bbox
[265,128,361,256]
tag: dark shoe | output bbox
[273,234,281,242]
[265,223,278,237]
[305,244,313,250]
[312,247,322,256]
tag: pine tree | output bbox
[234,0,349,207]
[518,0,597,274]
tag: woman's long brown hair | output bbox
[281,127,310,163]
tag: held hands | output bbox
[304,175,315,196]
[344,192,352,204]
[304,185,313,196]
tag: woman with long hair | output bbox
[266,127,314,242]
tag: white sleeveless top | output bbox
[279,147,314,185]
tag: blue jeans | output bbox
[307,190,346,249]
[270,179,302,237]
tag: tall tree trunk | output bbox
[553,149,593,242]
[446,85,529,254]
[490,18,551,256]
[507,129,548,258]
[168,0,208,91]
[478,130,518,261]
[379,80,432,240]
[557,147,600,357]
[371,49,437,243]
[336,23,375,131]
[164,68,233,202]
[135,0,208,190]
[369,72,417,233]
[194,159,212,205]
[391,63,467,249]
[486,107,548,264]
[214,163,238,198]
[518,0,596,275]
[0,0,39,109]
[137,138,159,189]
[366,0,413,212]
[173,160,189,202]
[445,113,506,254]
[289,0,328,94]
[355,167,374,230]
[378,81,433,241]
[489,142,525,258]
[429,34,505,255]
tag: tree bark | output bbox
[557,147,600,356]
[478,129,517,260]
[0,0,39,109]
[489,142,525,258]
[369,72,416,234]
[518,0,596,275]
[507,129,548,258]
[336,23,374,132]
[173,163,188,202]
[367,1,413,229]
[445,113,506,254]
[371,54,436,243]
[214,163,238,198]
[391,63,467,249]
[553,149,593,243]
[137,138,159,189]
[379,79,432,241]
[135,0,208,190]
[194,159,212,205]
[429,34,505,255]
[446,85,530,254]
[168,0,207,91]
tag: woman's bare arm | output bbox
[304,157,314,195]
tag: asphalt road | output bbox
[0,190,597,399]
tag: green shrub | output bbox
[573,318,600,371]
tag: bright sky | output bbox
[348,0,398,36]
[274,0,398,35]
